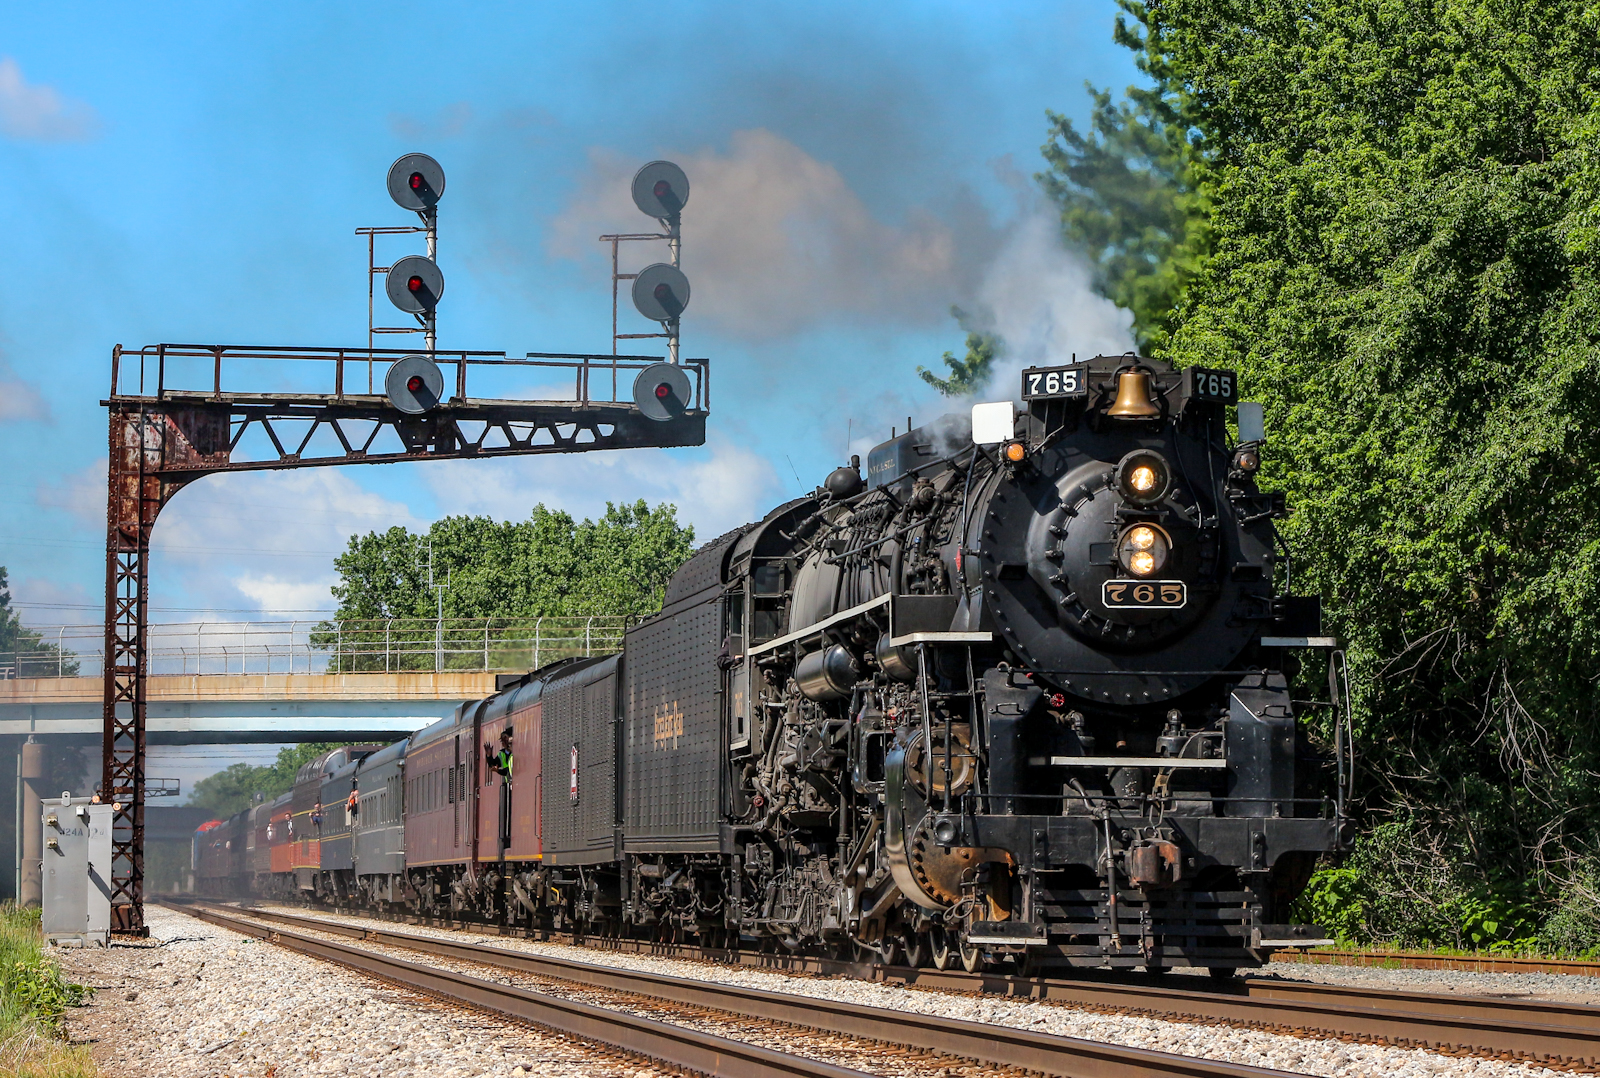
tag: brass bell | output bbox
[1107,367,1160,418]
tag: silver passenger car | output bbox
[353,737,408,907]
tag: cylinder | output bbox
[19,738,46,908]
[795,645,859,701]
[874,633,917,683]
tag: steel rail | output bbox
[167,901,866,1078]
[169,901,1305,1078]
[1277,948,1600,978]
[190,900,1599,1068]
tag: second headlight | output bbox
[1118,523,1172,577]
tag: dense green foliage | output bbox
[919,309,1002,397]
[0,570,77,678]
[1059,0,1600,951]
[329,501,694,621]
[188,742,353,818]
[1038,37,1208,351]
[0,906,95,1078]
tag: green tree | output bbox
[329,500,695,621]
[0,568,77,678]
[1106,0,1600,948]
[919,308,1002,397]
[189,742,354,818]
[1037,16,1210,352]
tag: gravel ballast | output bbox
[246,903,1575,1078]
[55,904,671,1078]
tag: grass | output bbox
[0,907,95,1078]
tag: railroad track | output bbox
[1275,948,1600,978]
[168,895,1593,1068]
[163,899,1310,1078]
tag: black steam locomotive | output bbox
[199,353,1349,975]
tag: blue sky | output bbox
[1,1,1141,628]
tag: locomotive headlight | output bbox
[1118,523,1171,577]
[1114,450,1173,506]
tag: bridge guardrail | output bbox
[0,616,631,680]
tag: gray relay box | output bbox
[41,796,113,947]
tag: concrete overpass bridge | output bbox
[0,670,494,744]
[0,617,626,900]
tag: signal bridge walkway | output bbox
[0,616,625,744]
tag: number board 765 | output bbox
[1184,367,1239,403]
[1021,365,1088,400]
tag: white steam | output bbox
[969,212,1135,403]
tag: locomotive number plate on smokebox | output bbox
[1102,580,1187,609]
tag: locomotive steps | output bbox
[169,899,1598,1075]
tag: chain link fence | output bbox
[0,617,631,680]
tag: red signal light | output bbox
[408,275,424,292]
[407,375,424,393]
[655,382,671,399]
[654,180,672,199]
[654,283,673,302]
[410,172,424,190]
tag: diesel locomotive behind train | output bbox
[197,353,1352,975]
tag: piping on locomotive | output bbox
[196,354,1352,974]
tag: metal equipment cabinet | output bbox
[41,796,113,947]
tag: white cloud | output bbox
[423,437,784,544]
[0,57,99,142]
[960,211,1136,403]
[549,129,997,341]
[36,456,103,524]
[148,469,422,616]
[0,352,50,421]
[233,574,340,613]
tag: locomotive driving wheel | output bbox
[929,925,955,970]
[900,927,927,969]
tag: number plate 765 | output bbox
[1102,580,1187,609]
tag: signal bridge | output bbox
[99,153,702,931]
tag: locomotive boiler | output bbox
[196,353,1349,976]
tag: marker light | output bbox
[1004,441,1026,463]
[1117,522,1172,577]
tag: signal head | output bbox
[631,160,690,220]
[387,153,446,211]
[385,355,444,414]
[631,263,691,323]
[633,362,692,422]
[387,254,444,314]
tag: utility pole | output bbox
[422,539,451,673]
